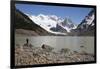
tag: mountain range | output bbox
[25,13,77,35]
[15,7,95,36]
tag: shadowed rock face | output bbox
[70,9,95,36]
[15,8,53,36]
[15,6,95,36]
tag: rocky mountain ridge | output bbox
[15,7,95,36]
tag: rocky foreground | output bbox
[15,44,94,66]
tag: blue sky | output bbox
[15,4,93,24]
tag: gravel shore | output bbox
[15,44,94,66]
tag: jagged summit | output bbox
[25,13,76,34]
[70,9,95,36]
[57,17,77,32]
[16,8,95,36]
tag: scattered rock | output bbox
[15,44,95,66]
[60,48,70,53]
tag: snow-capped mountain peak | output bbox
[77,9,95,30]
[25,13,76,35]
[25,13,65,35]
[49,15,60,21]
[57,17,77,32]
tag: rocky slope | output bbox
[70,9,95,36]
[50,18,76,33]
[15,6,95,36]
[15,8,55,36]
[15,44,94,66]
[26,13,77,35]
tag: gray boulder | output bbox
[41,44,54,52]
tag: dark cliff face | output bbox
[15,8,52,36]
[50,23,68,33]
[50,18,76,33]
[70,9,95,36]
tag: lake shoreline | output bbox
[15,44,94,66]
[15,35,94,54]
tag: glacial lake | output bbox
[15,35,94,54]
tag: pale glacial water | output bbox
[15,35,94,54]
